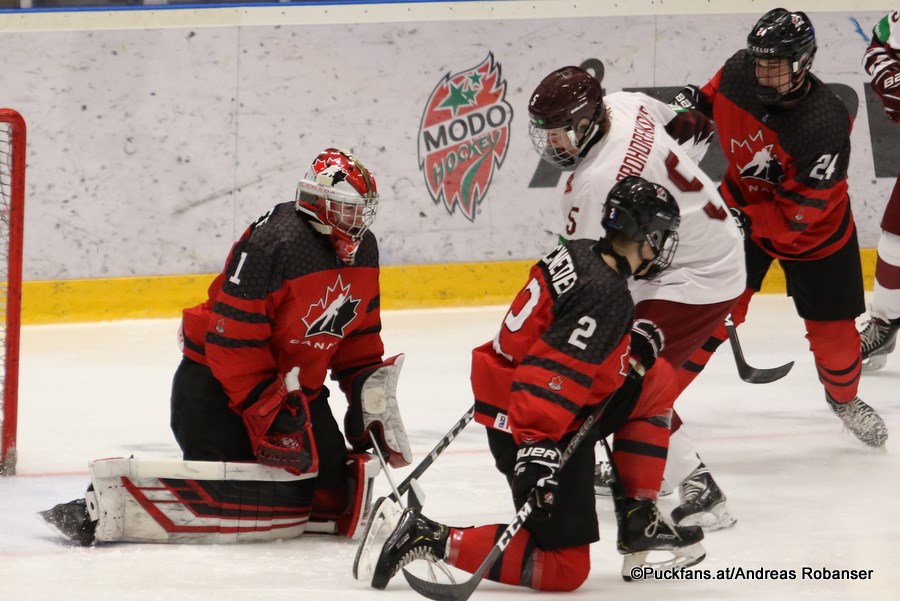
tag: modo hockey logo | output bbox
[418,53,512,222]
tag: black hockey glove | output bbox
[629,319,664,376]
[668,84,711,116]
[512,440,560,520]
[729,206,752,239]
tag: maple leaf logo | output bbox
[302,275,360,339]
[730,130,784,185]
[418,53,513,222]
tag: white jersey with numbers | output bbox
[561,91,746,306]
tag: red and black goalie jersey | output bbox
[180,201,385,412]
[700,49,855,261]
[471,239,634,445]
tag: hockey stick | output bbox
[353,406,475,581]
[402,380,634,601]
[726,315,794,384]
[390,405,475,503]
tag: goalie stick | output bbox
[402,378,634,601]
[727,316,794,384]
[353,405,475,581]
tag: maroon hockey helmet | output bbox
[528,66,605,168]
[603,175,681,280]
[296,148,379,263]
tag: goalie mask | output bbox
[602,176,681,280]
[747,9,817,105]
[528,66,605,169]
[296,148,379,264]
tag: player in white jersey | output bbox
[861,9,900,371]
[529,66,745,530]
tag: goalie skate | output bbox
[618,498,705,581]
[352,496,403,582]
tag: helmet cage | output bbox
[747,9,816,98]
[528,66,604,169]
[295,149,378,263]
[602,176,681,280]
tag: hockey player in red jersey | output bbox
[527,65,746,530]
[40,148,411,546]
[860,9,900,371]
[673,10,887,449]
[364,176,704,592]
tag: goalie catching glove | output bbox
[344,354,412,468]
[242,367,318,476]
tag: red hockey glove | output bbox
[629,319,664,376]
[343,354,412,468]
[242,367,318,476]
[512,440,560,520]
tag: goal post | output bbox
[0,109,25,476]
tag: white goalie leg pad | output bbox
[352,495,404,582]
[88,457,316,544]
[309,452,382,539]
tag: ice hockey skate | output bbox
[39,498,96,546]
[617,497,705,581]
[671,463,736,531]
[370,507,449,590]
[826,393,888,447]
[860,316,900,372]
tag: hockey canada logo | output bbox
[302,275,360,338]
[731,131,784,185]
[418,53,513,222]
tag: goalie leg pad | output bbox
[310,452,381,539]
[88,457,316,544]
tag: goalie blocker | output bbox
[41,453,380,545]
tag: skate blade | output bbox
[621,542,706,581]
[351,496,403,582]
[861,354,888,372]
[675,503,737,531]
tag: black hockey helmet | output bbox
[602,176,681,279]
[747,8,816,102]
[528,66,605,168]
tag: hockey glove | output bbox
[242,367,318,476]
[344,354,412,468]
[512,440,560,520]
[729,206,752,239]
[668,84,711,116]
[629,319,664,376]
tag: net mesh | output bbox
[0,122,10,468]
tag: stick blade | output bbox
[738,360,794,384]
[403,568,478,601]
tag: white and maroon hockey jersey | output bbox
[560,92,745,306]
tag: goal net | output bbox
[0,109,24,476]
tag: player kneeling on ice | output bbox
[40,148,412,546]
[358,176,704,594]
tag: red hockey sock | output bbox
[446,526,590,591]
[804,319,861,402]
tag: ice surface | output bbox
[2,295,898,600]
